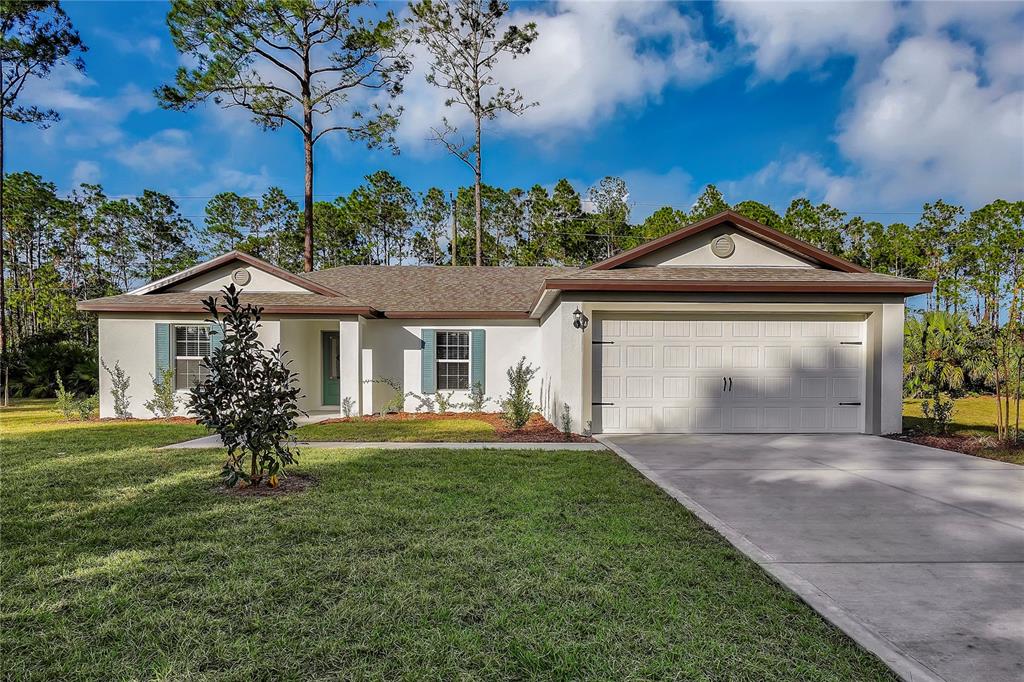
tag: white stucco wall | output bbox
[97,313,280,418]
[629,225,817,268]
[360,319,548,415]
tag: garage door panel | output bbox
[595,316,865,434]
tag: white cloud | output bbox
[95,29,163,59]
[721,154,854,208]
[188,166,278,198]
[70,160,101,187]
[835,35,1023,205]
[396,1,717,150]
[113,129,198,173]
[717,0,898,79]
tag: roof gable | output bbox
[130,251,346,297]
[589,210,869,273]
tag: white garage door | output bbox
[593,316,865,433]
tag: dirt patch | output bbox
[888,432,1021,458]
[214,472,317,497]
[317,411,595,443]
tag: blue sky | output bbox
[8,0,1023,224]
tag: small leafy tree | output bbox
[54,371,74,419]
[101,357,131,419]
[408,391,436,413]
[190,284,303,487]
[465,381,488,412]
[144,367,178,418]
[560,402,572,440]
[341,396,356,419]
[501,356,538,430]
[75,394,98,420]
[365,376,405,414]
[435,390,456,413]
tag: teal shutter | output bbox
[471,329,485,393]
[155,323,171,385]
[421,329,436,393]
[208,323,223,353]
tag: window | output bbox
[436,330,470,390]
[174,325,211,390]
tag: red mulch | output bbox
[887,432,1001,457]
[214,473,317,497]
[317,411,595,443]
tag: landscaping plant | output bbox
[54,371,75,420]
[560,402,572,440]
[408,391,436,413]
[144,367,178,418]
[189,284,303,487]
[435,390,456,413]
[341,396,356,419]
[465,381,488,411]
[501,357,538,430]
[76,394,99,421]
[366,376,406,414]
[101,358,132,419]
[904,311,972,433]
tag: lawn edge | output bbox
[161,436,607,451]
[595,434,945,682]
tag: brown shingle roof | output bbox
[77,291,375,314]
[545,266,932,294]
[302,265,577,314]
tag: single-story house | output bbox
[79,210,932,434]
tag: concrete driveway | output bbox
[599,434,1024,682]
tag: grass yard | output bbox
[2,401,895,680]
[295,416,498,442]
[903,396,1024,465]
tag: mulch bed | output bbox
[214,473,318,497]
[887,432,1002,457]
[317,411,595,443]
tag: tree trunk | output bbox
[0,113,7,406]
[302,42,314,273]
[450,192,456,266]
[474,111,482,267]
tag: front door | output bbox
[321,331,340,406]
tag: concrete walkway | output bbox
[599,433,1024,682]
[161,434,605,451]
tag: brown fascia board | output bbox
[141,250,349,299]
[77,301,381,316]
[543,278,934,295]
[588,210,871,274]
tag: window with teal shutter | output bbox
[421,329,436,393]
[470,329,485,393]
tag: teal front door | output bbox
[321,331,340,406]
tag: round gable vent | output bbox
[711,235,735,259]
[231,267,251,286]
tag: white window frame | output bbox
[174,324,211,391]
[436,330,472,392]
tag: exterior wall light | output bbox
[572,307,589,332]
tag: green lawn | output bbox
[2,401,895,680]
[903,396,1023,464]
[295,416,499,442]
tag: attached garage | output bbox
[592,315,866,433]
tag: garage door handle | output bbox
[592,402,614,406]
[839,402,861,406]
[728,377,732,391]
[723,377,727,391]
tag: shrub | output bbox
[465,381,488,412]
[501,356,539,430]
[560,402,572,440]
[75,394,99,421]
[341,396,356,418]
[366,376,405,414]
[922,395,955,434]
[189,284,303,488]
[101,358,132,419]
[435,390,456,413]
[144,367,178,418]
[54,371,76,420]
[408,392,436,413]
